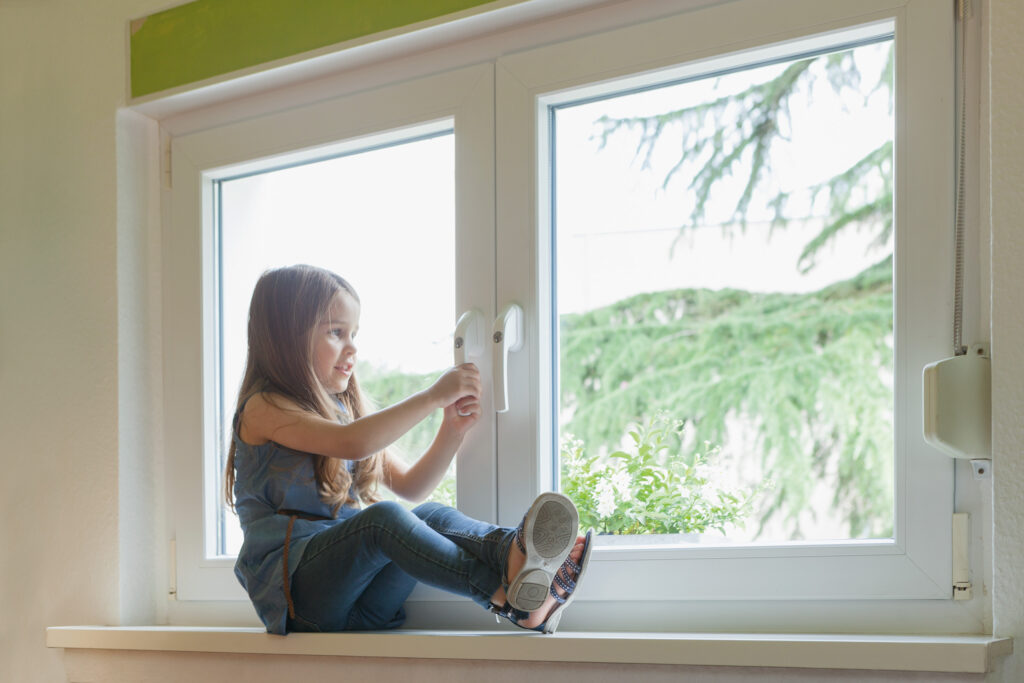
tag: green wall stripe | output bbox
[130,0,503,98]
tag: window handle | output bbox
[453,309,485,365]
[454,309,485,417]
[492,303,524,413]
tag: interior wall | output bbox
[0,1,152,680]
[986,0,1024,680]
[0,0,1021,682]
[59,650,991,683]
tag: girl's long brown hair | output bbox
[224,265,384,514]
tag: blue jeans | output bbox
[286,501,517,632]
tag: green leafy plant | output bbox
[561,413,763,535]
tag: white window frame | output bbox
[158,0,977,632]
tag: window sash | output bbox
[493,0,955,603]
[165,63,496,601]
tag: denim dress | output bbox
[232,433,359,635]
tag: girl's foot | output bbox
[516,535,586,630]
[489,534,588,630]
[505,492,578,611]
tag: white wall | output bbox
[987,0,1024,681]
[0,0,1021,681]
[0,1,146,681]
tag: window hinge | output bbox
[952,512,972,600]
[168,538,177,598]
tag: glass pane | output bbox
[554,41,894,544]
[216,133,456,557]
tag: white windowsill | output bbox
[46,626,1012,674]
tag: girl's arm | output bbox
[241,364,481,461]
[385,396,481,502]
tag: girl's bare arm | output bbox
[240,364,480,461]
[384,397,481,502]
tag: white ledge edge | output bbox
[46,626,1013,674]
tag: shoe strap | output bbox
[549,557,580,604]
[514,513,527,554]
[504,514,528,588]
[489,601,533,627]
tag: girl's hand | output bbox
[429,363,481,409]
[442,395,481,438]
[385,392,482,503]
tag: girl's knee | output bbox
[411,501,446,519]
[364,500,418,529]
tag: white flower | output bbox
[565,458,583,479]
[596,479,617,517]
[611,469,632,502]
[561,435,587,478]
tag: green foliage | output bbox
[561,413,761,535]
[596,43,894,269]
[559,259,894,539]
[579,42,897,540]
[800,141,892,273]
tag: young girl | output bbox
[225,264,592,635]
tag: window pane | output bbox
[216,133,456,557]
[554,41,894,544]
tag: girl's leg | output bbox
[411,502,516,583]
[288,517,418,632]
[411,499,587,630]
[288,501,509,631]
[343,561,418,630]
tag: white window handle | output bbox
[453,309,484,365]
[492,303,523,413]
[453,309,485,416]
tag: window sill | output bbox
[46,626,1012,674]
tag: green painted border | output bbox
[130,0,502,98]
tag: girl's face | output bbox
[312,291,360,394]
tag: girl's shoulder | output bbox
[238,391,310,445]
